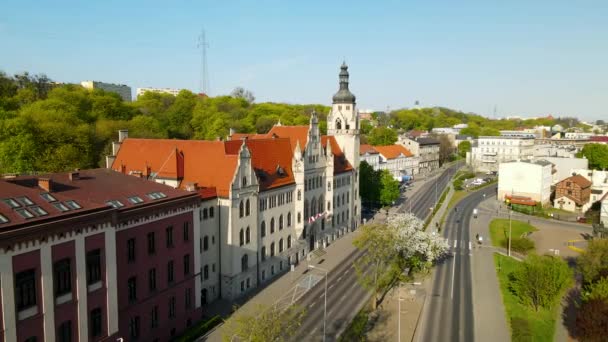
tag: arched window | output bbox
[287,235,292,248]
[355,205,358,215]
[261,246,266,261]
[279,214,284,230]
[239,201,244,218]
[297,190,301,201]
[270,242,275,257]
[279,238,284,253]
[245,199,250,216]
[297,212,301,223]
[342,212,345,223]
[203,208,208,220]
[304,200,309,218]
[203,236,209,251]
[261,221,266,237]
[336,119,342,130]
[318,196,324,213]
[327,201,331,211]
[287,212,292,226]
[242,176,247,187]
[241,254,248,272]
[347,193,349,204]
[342,193,345,205]
[270,217,275,233]
[239,229,244,246]
[245,226,250,243]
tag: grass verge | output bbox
[494,254,558,342]
[171,315,223,342]
[489,219,537,248]
[338,304,371,342]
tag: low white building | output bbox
[81,80,132,101]
[498,160,553,205]
[360,144,418,179]
[397,135,419,156]
[136,87,185,99]
[468,136,535,172]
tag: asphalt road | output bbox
[420,184,497,342]
[292,162,462,341]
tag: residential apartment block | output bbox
[0,169,201,342]
[109,63,361,302]
[81,81,132,102]
[498,159,552,205]
[136,87,184,99]
[468,136,535,172]
[396,136,440,174]
[360,144,417,180]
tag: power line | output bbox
[197,29,210,95]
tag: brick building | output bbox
[554,174,593,213]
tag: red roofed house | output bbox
[554,174,593,213]
[0,169,201,342]
[359,144,418,181]
[108,63,361,302]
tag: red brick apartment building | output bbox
[0,169,202,342]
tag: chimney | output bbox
[229,128,235,136]
[68,171,80,181]
[112,141,121,156]
[185,182,198,192]
[106,155,116,169]
[38,177,53,192]
[118,129,129,142]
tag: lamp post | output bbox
[508,207,512,257]
[308,265,328,342]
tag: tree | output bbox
[458,140,471,158]
[578,239,608,285]
[575,299,608,342]
[510,254,572,311]
[578,143,608,170]
[582,276,608,302]
[360,119,373,135]
[378,170,400,207]
[359,161,380,205]
[222,304,305,342]
[367,127,397,146]
[434,134,453,165]
[231,87,255,103]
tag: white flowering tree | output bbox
[354,213,449,308]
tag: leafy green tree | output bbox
[379,170,400,206]
[578,143,608,170]
[458,140,471,158]
[222,304,305,342]
[231,87,255,103]
[367,127,397,146]
[510,254,572,311]
[582,276,608,302]
[359,161,380,205]
[360,119,373,135]
[578,239,608,285]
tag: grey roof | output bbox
[416,137,440,145]
[503,159,553,167]
[332,62,356,104]
[455,135,473,140]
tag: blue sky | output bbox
[1,0,607,121]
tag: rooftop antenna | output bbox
[197,29,210,95]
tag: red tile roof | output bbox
[322,136,354,173]
[267,125,310,152]
[0,169,196,230]
[372,145,413,159]
[360,144,378,155]
[562,174,592,188]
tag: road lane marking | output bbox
[337,276,343,282]
[318,294,324,300]
[453,239,458,248]
[469,241,472,250]
[328,284,334,290]
[309,328,318,336]
[451,253,456,300]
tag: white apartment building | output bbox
[359,144,418,179]
[136,87,184,99]
[110,63,361,302]
[498,160,553,205]
[81,81,132,102]
[468,136,535,172]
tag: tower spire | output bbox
[332,62,356,104]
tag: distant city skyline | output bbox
[1,1,607,121]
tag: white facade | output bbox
[498,160,553,205]
[601,198,608,226]
[360,145,418,179]
[538,157,589,184]
[397,136,419,156]
[136,87,184,98]
[468,136,535,172]
[81,80,132,102]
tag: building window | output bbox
[149,268,157,292]
[298,212,301,223]
[287,212,292,226]
[147,232,155,255]
[287,235,292,248]
[241,254,248,272]
[239,201,244,218]
[129,316,140,339]
[279,238,284,253]
[186,288,193,309]
[203,236,209,251]
[239,228,244,246]
[169,296,176,319]
[261,246,267,261]
[246,226,251,243]
[246,199,250,216]
[209,207,214,217]
[204,265,209,280]
[261,221,266,237]
[279,215,284,230]
[184,254,190,275]
[128,277,137,302]
[166,226,174,248]
[90,308,102,337]
[127,238,136,262]
[202,208,208,219]
[270,217,275,233]
[54,258,71,297]
[242,176,247,187]
[183,222,190,241]
[151,306,159,328]
[271,242,275,257]
[297,190,301,201]
[567,190,572,195]
[16,269,36,310]
[86,249,102,285]
[167,260,174,283]
[57,320,72,342]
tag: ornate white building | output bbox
[109,63,361,302]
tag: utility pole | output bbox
[197,29,210,95]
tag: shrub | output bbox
[511,317,533,342]
[576,299,608,342]
[173,315,223,342]
[578,239,608,285]
[501,237,535,254]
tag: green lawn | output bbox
[447,190,467,210]
[494,254,558,342]
[489,219,537,248]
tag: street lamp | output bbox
[308,265,328,342]
[508,207,512,257]
[398,282,422,341]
